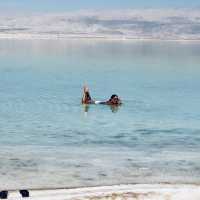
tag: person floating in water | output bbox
[81,85,122,105]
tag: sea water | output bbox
[0,39,200,190]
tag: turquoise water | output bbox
[0,39,200,190]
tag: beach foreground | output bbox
[7,184,200,200]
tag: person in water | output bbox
[81,85,122,105]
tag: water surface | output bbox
[0,39,200,189]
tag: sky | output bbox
[0,0,199,12]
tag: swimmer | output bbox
[81,85,122,105]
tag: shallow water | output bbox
[0,39,200,190]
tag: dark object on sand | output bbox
[0,191,8,199]
[19,190,29,198]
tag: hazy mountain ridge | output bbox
[0,9,200,39]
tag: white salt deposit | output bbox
[7,184,200,200]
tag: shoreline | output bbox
[7,184,200,200]
[0,33,200,42]
[6,181,200,192]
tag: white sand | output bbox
[7,184,200,200]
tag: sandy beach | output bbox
[6,184,200,200]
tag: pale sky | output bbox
[0,0,199,12]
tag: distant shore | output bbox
[0,33,200,41]
[1,9,200,42]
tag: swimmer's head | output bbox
[110,94,118,100]
[109,94,121,105]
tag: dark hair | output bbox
[85,92,92,100]
[110,94,118,100]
